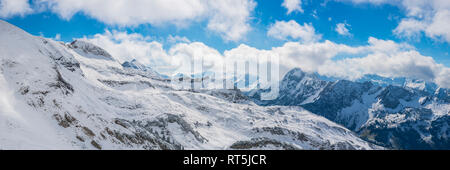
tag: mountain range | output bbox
[1,20,448,150]
[248,68,449,149]
[0,20,381,150]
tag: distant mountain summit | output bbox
[121,59,169,79]
[122,59,149,71]
[69,40,115,61]
[249,68,450,149]
[355,74,438,94]
[248,68,328,106]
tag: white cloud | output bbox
[272,40,363,74]
[36,0,206,25]
[335,23,351,36]
[393,18,426,39]
[336,0,450,43]
[0,0,32,18]
[366,37,414,53]
[282,0,303,14]
[167,35,191,44]
[54,33,61,41]
[19,0,256,42]
[267,20,322,43]
[169,42,224,74]
[230,37,449,88]
[311,10,319,19]
[394,0,450,42]
[319,50,444,82]
[435,68,450,89]
[80,30,169,67]
[81,30,224,75]
[339,0,392,5]
[81,32,449,88]
[424,9,450,42]
[206,0,256,41]
[273,37,448,87]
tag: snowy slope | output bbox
[0,20,380,150]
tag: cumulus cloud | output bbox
[228,37,448,88]
[424,9,450,42]
[80,30,169,67]
[6,0,255,42]
[337,0,393,5]
[365,37,414,53]
[167,35,191,44]
[272,40,363,74]
[335,23,351,36]
[282,0,303,14]
[37,0,205,25]
[206,0,256,41]
[81,29,450,88]
[168,42,224,75]
[393,1,450,42]
[336,0,450,43]
[54,33,61,41]
[319,50,444,82]
[267,20,322,43]
[80,30,224,76]
[393,18,426,40]
[273,37,448,87]
[0,0,32,18]
[435,68,450,89]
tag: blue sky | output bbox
[0,0,449,87]
[2,0,448,64]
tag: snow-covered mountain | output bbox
[316,73,440,94]
[248,68,328,106]
[122,59,169,80]
[0,20,381,150]
[248,68,449,149]
[355,74,439,94]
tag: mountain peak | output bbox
[286,67,305,77]
[122,59,147,71]
[121,59,169,79]
[69,40,114,61]
[356,74,438,93]
[281,68,306,83]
